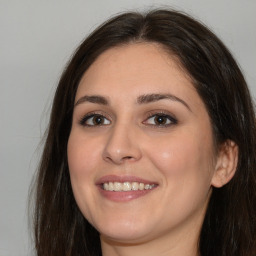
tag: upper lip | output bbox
[96,175,158,185]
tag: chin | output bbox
[95,218,155,243]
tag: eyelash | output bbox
[143,111,178,127]
[79,111,178,127]
[79,112,111,127]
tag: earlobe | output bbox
[211,140,239,188]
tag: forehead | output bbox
[76,43,201,110]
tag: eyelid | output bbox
[79,111,112,126]
[143,110,178,127]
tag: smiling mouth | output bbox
[102,181,156,192]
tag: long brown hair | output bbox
[33,9,256,256]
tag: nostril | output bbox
[124,156,132,159]
[105,155,135,164]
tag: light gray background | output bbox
[1,0,255,255]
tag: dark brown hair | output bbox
[33,9,256,256]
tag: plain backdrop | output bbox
[0,0,255,255]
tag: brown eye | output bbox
[144,114,177,127]
[80,114,111,126]
[92,116,105,125]
[154,115,169,125]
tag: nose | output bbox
[102,122,142,165]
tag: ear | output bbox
[211,140,238,188]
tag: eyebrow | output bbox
[74,93,191,111]
[75,95,108,106]
[137,93,191,111]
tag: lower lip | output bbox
[98,186,157,202]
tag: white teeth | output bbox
[123,182,132,191]
[102,181,155,191]
[131,182,139,190]
[114,182,122,191]
[139,183,144,190]
[144,184,150,190]
[109,182,114,191]
[103,183,109,190]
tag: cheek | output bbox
[145,131,215,189]
[67,133,102,205]
[151,135,215,216]
[67,133,101,179]
[67,132,103,220]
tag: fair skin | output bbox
[67,43,237,256]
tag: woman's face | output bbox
[68,43,219,244]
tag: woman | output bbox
[33,9,256,256]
